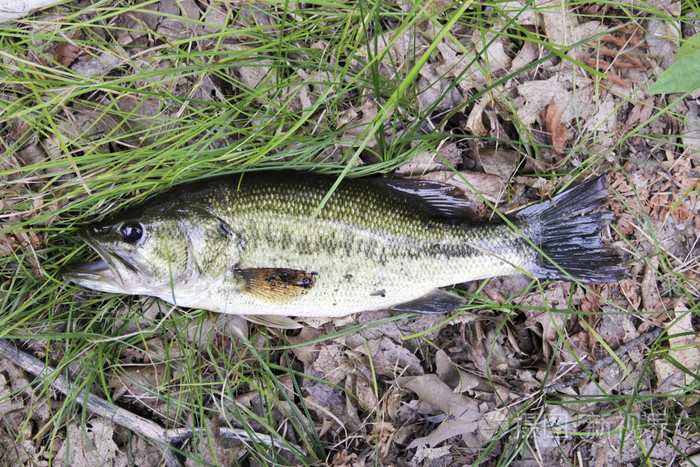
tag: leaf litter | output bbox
[1,0,699,465]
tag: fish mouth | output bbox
[62,228,131,294]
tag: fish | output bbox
[63,172,625,328]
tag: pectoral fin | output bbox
[244,314,302,329]
[235,268,317,303]
[390,289,465,314]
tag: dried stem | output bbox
[0,338,304,466]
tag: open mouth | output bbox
[61,228,129,294]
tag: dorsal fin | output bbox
[366,178,477,219]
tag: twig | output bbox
[0,338,304,466]
[542,327,664,393]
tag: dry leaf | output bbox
[654,302,700,405]
[518,285,570,360]
[54,420,128,467]
[312,344,354,385]
[537,0,604,61]
[624,96,655,130]
[641,258,666,313]
[534,406,576,455]
[358,337,424,378]
[394,142,461,176]
[337,99,379,144]
[541,98,568,153]
[472,30,512,72]
[55,32,82,67]
[511,40,538,74]
[226,44,274,95]
[411,445,452,464]
[516,73,578,125]
[330,449,359,467]
[71,49,123,76]
[356,29,427,78]
[346,371,378,409]
[401,374,481,448]
[475,147,518,178]
[417,75,464,114]
[435,41,490,91]
[466,102,489,136]
[288,326,324,365]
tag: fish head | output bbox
[63,205,240,300]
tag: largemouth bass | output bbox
[63,172,624,327]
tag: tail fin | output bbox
[515,176,625,283]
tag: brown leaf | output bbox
[653,302,700,405]
[359,337,424,378]
[400,374,481,448]
[624,96,655,130]
[394,142,462,177]
[541,98,568,153]
[466,102,488,136]
[518,285,569,360]
[346,371,377,409]
[400,374,478,421]
[474,147,518,178]
[330,449,359,467]
[641,258,665,313]
[55,35,82,67]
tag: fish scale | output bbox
[63,172,625,326]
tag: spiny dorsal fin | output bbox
[366,178,477,219]
[235,268,317,303]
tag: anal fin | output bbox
[390,289,466,314]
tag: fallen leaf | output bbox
[54,419,128,467]
[472,30,512,72]
[55,32,82,67]
[534,406,576,454]
[654,302,700,405]
[624,96,655,130]
[330,449,359,466]
[416,75,464,114]
[416,169,513,206]
[0,0,64,22]
[411,445,451,464]
[537,0,605,61]
[466,101,488,136]
[541,98,568,153]
[641,258,666,313]
[398,374,496,448]
[394,142,462,177]
[358,337,424,378]
[475,147,518,178]
[518,285,570,360]
[511,40,538,74]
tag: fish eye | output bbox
[120,222,143,243]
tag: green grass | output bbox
[1,0,699,465]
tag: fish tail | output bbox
[516,176,625,283]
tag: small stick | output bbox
[542,327,664,393]
[0,338,303,466]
